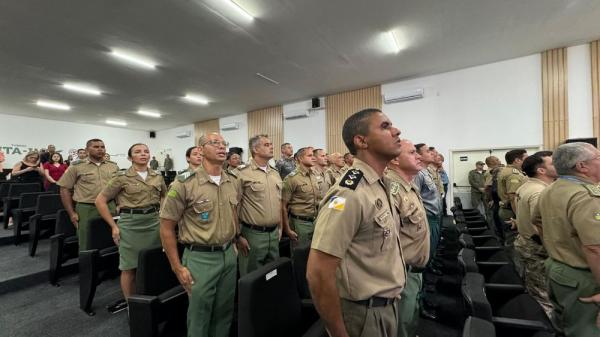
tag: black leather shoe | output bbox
[107,298,128,314]
[420,306,438,320]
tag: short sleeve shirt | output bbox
[57,160,119,203]
[234,159,282,226]
[413,169,441,216]
[281,166,325,217]
[514,178,548,239]
[101,167,166,208]
[497,165,528,204]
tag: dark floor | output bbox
[0,238,50,283]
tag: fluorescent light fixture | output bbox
[223,0,254,21]
[36,99,71,111]
[387,31,401,54]
[110,49,157,69]
[256,73,279,85]
[137,109,162,118]
[183,94,210,105]
[62,83,102,96]
[105,119,127,126]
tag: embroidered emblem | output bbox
[328,196,346,211]
[376,199,383,209]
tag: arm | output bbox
[468,171,477,188]
[281,200,297,241]
[307,249,348,337]
[160,218,194,295]
[60,187,78,227]
[11,162,32,176]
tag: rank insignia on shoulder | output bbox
[390,182,400,195]
[339,169,363,190]
[512,168,520,174]
[583,184,600,197]
[177,170,195,182]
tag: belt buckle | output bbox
[366,298,374,308]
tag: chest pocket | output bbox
[80,172,96,183]
[124,183,142,194]
[400,206,425,238]
[374,210,395,252]
[193,200,214,224]
[249,182,266,199]
[300,183,312,193]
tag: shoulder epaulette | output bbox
[583,184,600,197]
[512,168,520,174]
[226,169,238,178]
[116,171,126,176]
[288,169,298,177]
[107,160,118,165]
[70,160,83,165]
[237,164,248,170]
[177,170,196,182]
[338,168,363,190]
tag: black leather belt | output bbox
[242,222,278,232]
[352,296,396,308]
[407,265,426,273]
[290,214,315,222]
[185,241,232,252]
[120,205,159,215]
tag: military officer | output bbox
[307,108,405,337]
[275,142,296,179]
[468,161,486,211]
[183,146,203,173]
[386,139,430,337]
[313,148,330,191]
[160,133,239,337]
[281,147,326,244]
[498,149,528,244]
[234,134,283,276]
[343,152,354,167]
[57,138,119,251]
[324,152,346,186]
[163,154,174,172]
[531,142,600,337]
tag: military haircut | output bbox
[553,142,597,175]
[294,147,311,160]
[505,149,527,164]
[342,108,382,155]
[415,143,427,154]
[313,148,325,156]
[85,138,104,148]
[248,134,269,156]
[533,150,553,158]
[343,152,352,159]
[281,142,291,150]
[127,143,147,158]
[185,146,197,158]
[485,156,497,166]
[522,155,546,178]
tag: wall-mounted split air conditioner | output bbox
[283,109,311,120]
[176,131,192,138]
[221,122,240,131]
[383,88,424,104]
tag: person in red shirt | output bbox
[43,152,68,192]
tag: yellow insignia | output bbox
[595,212,600,221]
[167,189,178,198]
[328,196,346,211]
[345,179,354,185]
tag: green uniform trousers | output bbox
[341,298,399,337]
[398,272,422,337]
[290,217,314,244]
[426,214,440,263]
[238,225,280,276]
[75,202,115,251]
[545,258,600,337]
[182,245,237,337]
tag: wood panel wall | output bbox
[247,106,283,160]
[592,40,600,140]
[193,119,220,145]
[325,85,382,154]
[541,48,569,149]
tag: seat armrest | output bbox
[302,319,327,337]
[492,316,552,331]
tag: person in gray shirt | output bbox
[275,143,296,179]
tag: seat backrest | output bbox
[8,183,41,197]
[292,241,311,299]
[488,264,523,285]
[135,246,179,296]
[458,248,478,274]
[87,217,115,250]
[36,194,64,215]
[238,258,302,337]
[0,182,14,198]
[454,196,464,209]
[496,293,551,324]
[459,234,474,249]
[462,272,493,321]
[19,192,48,208]
[54,209,76,237]
[462,316,495,337]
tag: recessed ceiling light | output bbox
[223,0,254,21]
[110,48,157,69]
[36,99,71,111]
[62,83,102,96]
[256,73,279,85]
[106,119,127,126]
[137,109,162,118]
[183,94,210,105]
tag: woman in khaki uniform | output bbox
[95,143,167,299]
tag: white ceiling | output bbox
[1,0,599,131]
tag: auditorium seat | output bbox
[79,217,119,315]
[11,191,50,244]
[292,241,311,301]
[49,209,78,285]
[0,181,15,219]
[28,194,64,256]
[129,245,187,337]
[462,316,496,337]
[237,258,326,337]
[2,182,41,229]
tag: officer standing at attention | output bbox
[324,152,347,186]
[163,154,174,172]
[531,142,600,337]
[281,147,324,244]
[160,133,239,337]
[149,156,159,170]
[514,151,557,314]
[58,138,119,251]
[95,143,166,300]
[179,146,202,173]
[343,152,354,167]
[307,108,405,337]
[234,134,282,276]
[468,161,486,211]
[313,148,330,191]
[498,149,528,243]
[275,142,296,179]
[386,139,430,337]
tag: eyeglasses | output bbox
[203,140,229,147]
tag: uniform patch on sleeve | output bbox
[328,196,346,211]
[167,189,178,198]
[339,169,363,190]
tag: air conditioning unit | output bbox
[176,131,192,138]
[283,109,310,120]
[221,122,240,131]
[383,88,424,104]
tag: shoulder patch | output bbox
[512,168,520,174]
[70,160,83,166]
[237,164,248,170]
[339,168,363,190]
[583,184,600,197]
[177,170,195,182]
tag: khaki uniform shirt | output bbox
[468,170,486,194]
[497,165,528,207]
[282,165,325,217]
[324,166,345,187]
[312,159,406,300]
[427,165,444,196]
[386,170,430,267]
[234,159,282,227]
[532,176,600,268]
[57,159,119,203]
[314,167,330,197]
[515,178,548,240]
[160,167,239,245]
[100,167,166,209]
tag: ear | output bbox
[354,135,368,151]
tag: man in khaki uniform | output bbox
[307,108,406,337]
[313,148,330,191]
[386,139,430,337]
[160,133,239,337]
[514,151,557,314]
[468,161,486,211]
[325,152,346,186]
[497,149,528,243]
[57,138,119,251]
[531,142,600,337]
[428,147,445,199]
[234,135,283,276]
[281,147,326,244]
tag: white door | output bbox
[451,150,490,209]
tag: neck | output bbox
[281,154,290,159]
[571,173,599,184]
[253,156,269,167]
[535,175,554,184]
[133,163,147,172]
[389,166,415,182]
[89,156,103,164]
[355,152,388,177]
[203,160,223,176]
[189,163,200,170]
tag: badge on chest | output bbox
[193,199,214,223]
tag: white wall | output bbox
[150,124,195,172]
[219,113,249,162]
[0,113,151,169]
[567,44,594,138]
[283,99,327,152]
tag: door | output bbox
[451,150,490,209]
